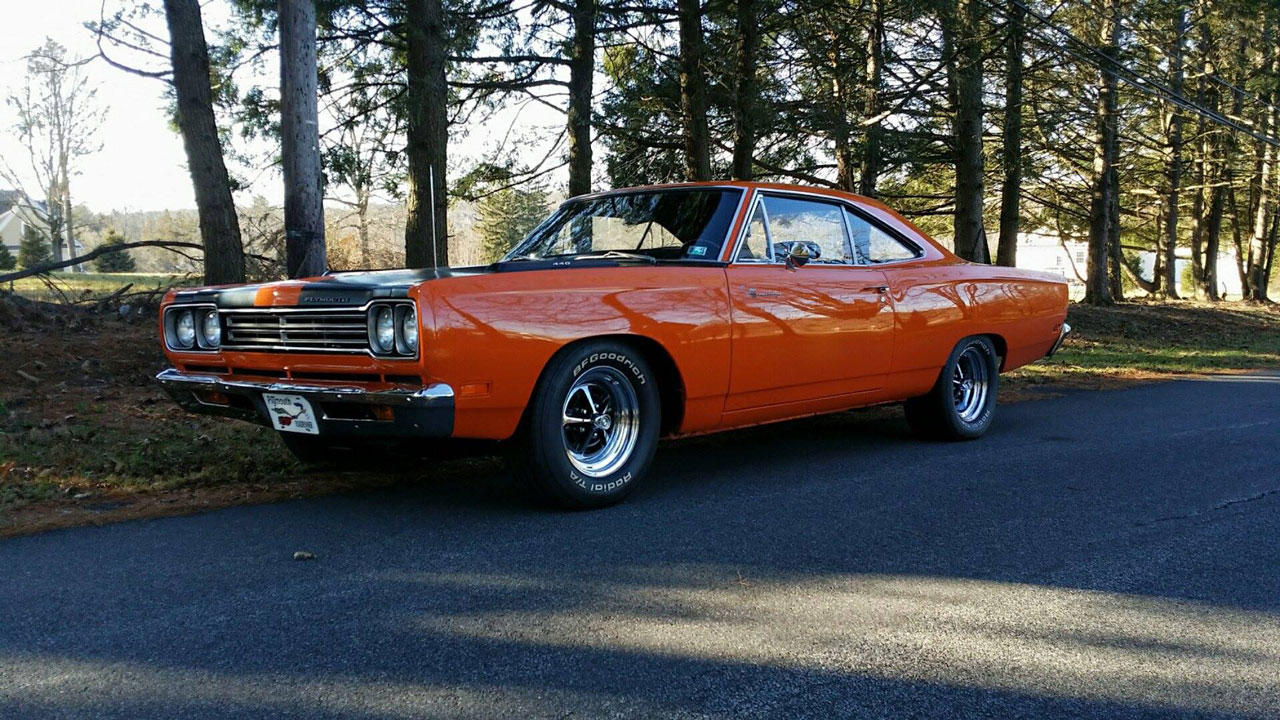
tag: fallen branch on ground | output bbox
[0,241,207,284]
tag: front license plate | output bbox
[263,393,320,434]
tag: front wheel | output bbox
[904,336,999,440]
[506,341,660,508]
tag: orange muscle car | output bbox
[157,182,1070,507]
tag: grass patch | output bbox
[6,272,196,304]
[1007,300,1280,393]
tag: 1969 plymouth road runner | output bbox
[157,182,1070,507]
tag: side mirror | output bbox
[778,242,813,269]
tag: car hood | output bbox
[170,266,490,308]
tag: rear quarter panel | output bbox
[420,266,733,439]
[886,263,1069,397]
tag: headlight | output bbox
[400,308,418,352]
[374,306,395,353]
[175,310,196,349]
[368,303,418,357]
[201,310,221,348]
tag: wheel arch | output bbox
[981,332,1009,370]
[532,333,687,437]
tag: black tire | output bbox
[904,336,999,441]
[505,340,661,509]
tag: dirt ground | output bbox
[2,294,1278,538]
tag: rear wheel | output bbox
[904,336,999,440]
[506,341,660,508]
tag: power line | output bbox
[1050,0,1280,120]
[987,0,1280,148]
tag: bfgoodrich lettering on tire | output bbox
[904,335,999,441]
[506,340,660,508]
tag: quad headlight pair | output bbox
[369,303,418,357]
[165,306,221,350]
[164,302,418,357]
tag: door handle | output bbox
[863,285,889,294]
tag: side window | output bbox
[737,203,770,261]
[760,196,852,264]
[844,208,919,263]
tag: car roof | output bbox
[571,180,900,217]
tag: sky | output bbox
[0,0,567,214]
[0,0,206,212]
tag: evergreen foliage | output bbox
[17,226,52,270]
[93,229,137,272]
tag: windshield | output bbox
[503,188,743,263]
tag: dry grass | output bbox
[6,271,196,304]
[1,297,1277,537]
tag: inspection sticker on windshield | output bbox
[263,393,319,434]
[688,246,707,257]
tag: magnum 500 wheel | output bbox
[904,335,999,440]
[506,341,661,508]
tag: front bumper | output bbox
[156,368,454,437]
[1046,322,1072,358]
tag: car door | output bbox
[723,192,895,413]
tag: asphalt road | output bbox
[3,373,1280,719]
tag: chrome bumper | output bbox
[155,368,454,437]
[1046,322,1072,358]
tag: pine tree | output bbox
[93,229,137,272]
[17,225,52,269]
[476,188,550,263]
[0,242,15,271]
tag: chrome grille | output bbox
[222,309,369,353]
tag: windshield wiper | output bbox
[597,251,657,264]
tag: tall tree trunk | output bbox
[358,190,371,267]
[1228,177,1250,294]
[858,0,885,197]
[1085,0,1122,305]
[45,180,64,265]
[61,174,78,272]
[1248,107,1277,301]
[995,0,1023,267]
[567,0,596,196]
[1190,100,1208,296]
[1247,32,1277,301]
[163,0,245,285]
[1202,32,1248,299]
[832,59,856,191]
[1267,208,1279,288]
[1265,206,1280,294]
[405,0,449,268]
[946,0,987,262]
[279,0,326,278]
[678,0,711,181]
[730,0,759,180]
[1161,4,1187,298]
[1204,167,1225,299]
[1108,174,1125,300]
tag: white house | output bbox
[1012,229,1089,300]
[1008,229,1244,299]
[0,189,83,269]
[0,190,27,260]
[1135,250,1244,299]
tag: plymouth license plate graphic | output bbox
[263,393,319,434]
